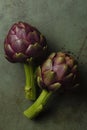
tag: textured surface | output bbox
[0,0,87,130]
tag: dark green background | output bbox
[0,0,87,130]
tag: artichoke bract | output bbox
[4,21,47,100]
[24,52,79,119]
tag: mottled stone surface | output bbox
[0,0,87,130]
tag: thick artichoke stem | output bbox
[23,89,52,119]
[24,63,36,101]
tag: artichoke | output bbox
[24,52,79,119]
[4,21,47,100]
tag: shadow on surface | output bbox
[33,78,87,122]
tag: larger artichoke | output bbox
[4,21,47,62]
[24,52,79,119]
[4,21,47,100]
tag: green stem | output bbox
[23,89,52,119]
[24,63,36,101]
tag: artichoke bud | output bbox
[4,21,47,63]
[37,52,79,91]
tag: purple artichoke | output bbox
[4,21,47,100]
[24,52,79,119]
[4,21,47,62]
[37,52,78,91]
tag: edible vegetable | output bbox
[24,52,79,119]
[4,21,47,100]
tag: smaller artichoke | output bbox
[4,21,47,100]
[24,52,79,119]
